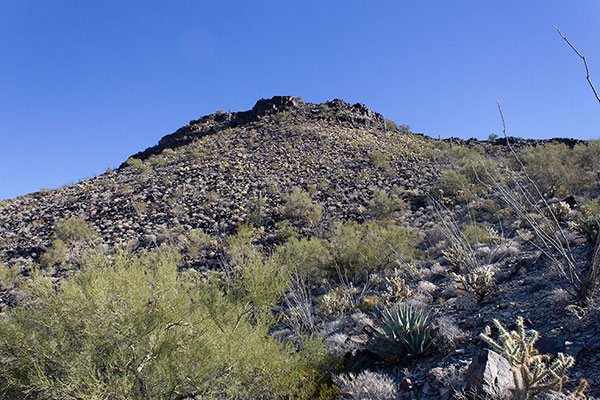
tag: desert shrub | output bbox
[274,219,300,242]
[318,104,332,117]
[334,370,399,400]
[367,189,406,220]
[225,223,261,265]
[125,157,152,175]
[384,119,398,131]
[41,217,99,269]
[0,250,328,399]
[367,150,390,169]
[0,261,19,288]
[317,285,357,318]
[518,143,584,197]
[365,303,435,364]
[481,317,585,400]
[40,238,69,268]
[282,187,323,225]
[435,316,466,351]
[472,198,502,221]
[398,124,411,134]
[273,236,332,282]
[357,295,383,313]
[461,223,501,247]
[432,170,470,201]
[182,228,217,259]
[246,192,266,226]
[55,217,98,243]
[572,199,600,243]
[458,158,498,186]
[326,221,421,279]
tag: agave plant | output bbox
[365,303,435,364]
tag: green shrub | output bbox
[368,189,406,220]
[572,199,600,243]
[327,221,420,278]
[125,157,152,175]
[518,143,583,197]
[367,150,390,169]
[458,158,498,186]
[0,250,328,399]
[384,119,398,131]
[432,170,470,201]
[461,223,500,247]
[365,303,435,364]
[40,238,69,268]
[274,219,300,243]
[0,261,19,288]
[273,236,332,282]
[183,228,217,259]
[282,187,323,225]
[246,192,267,226]
[55,218,98,244]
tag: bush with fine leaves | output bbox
[0,249,327,400]
[327,221,421,278]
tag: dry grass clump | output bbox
[334,370,399,400]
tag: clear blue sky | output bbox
[1,1,599,200]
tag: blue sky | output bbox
[1,1,599,200]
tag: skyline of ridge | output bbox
[1,1,599,200]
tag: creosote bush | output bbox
[55,217,99,243]
[0,249,328,399]
[41,218,99,270]
[367,150,390,169]
[368,189,406,220]
[0,261,19,289]
[282,187,323,225]
[432,170,471,202]
[327,221,421,279]
[273,236,332,283]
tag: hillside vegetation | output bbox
[0,96,599,399]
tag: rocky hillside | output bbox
[1,96,599,399]
[0,97,441,266]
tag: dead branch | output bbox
[556,26,600,105]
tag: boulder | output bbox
[464,349,515,399]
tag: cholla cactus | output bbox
[317,285,356,317]
[365,303,434,364]
[451,265,496,302]
[480,317,577,400]
[549,201,572,223]
[384,269,413,305]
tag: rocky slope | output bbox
[0,97,439,267]
[1,96,599,399]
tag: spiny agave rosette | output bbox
[365,303,435,363]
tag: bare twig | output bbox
[556,26,600,105]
